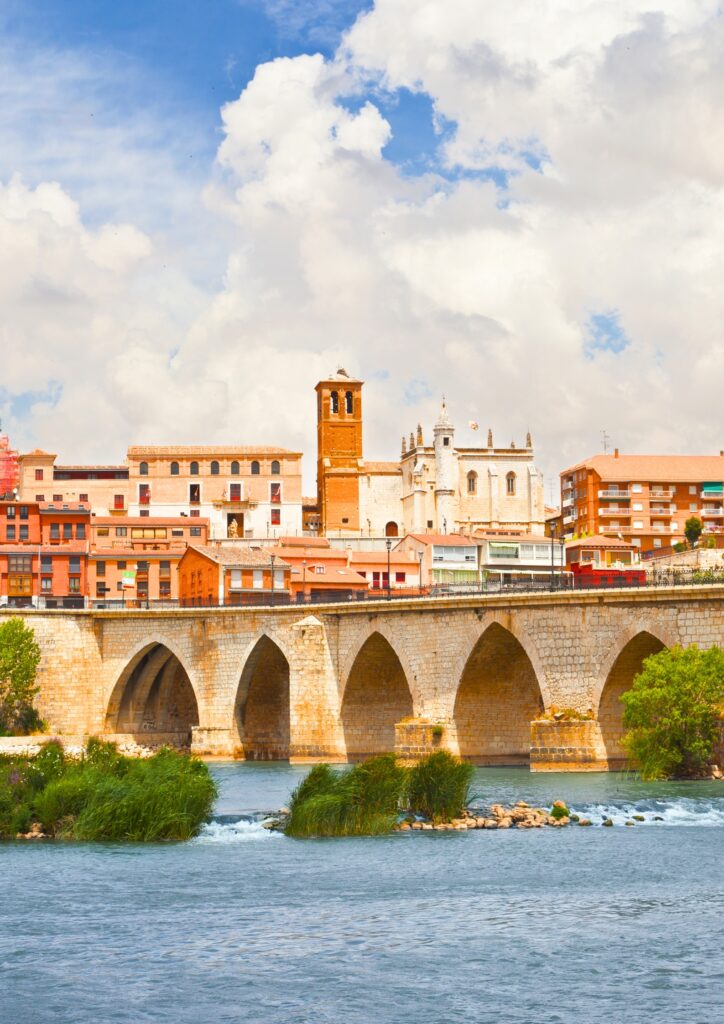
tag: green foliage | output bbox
[286,754,407,838]
[406,750,473,823]
[672,542,687,553]
[692,568,724,585]
[684,516,703,548]
[0,740,217,841]
[0,618,43,735]
[622,645,724,780]
[549,802,570,820]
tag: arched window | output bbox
[230,460,240,476]
[190,461,199,476]
[385,521,399,538]
[210,460,219,476]
[170,461,179,476]
[251,460,260,475]
[467,471,477,494]
[506,472,516,496]
[345,390,353,414]
[330,390,339,414]
[271,460,280,475]
[139,461,148,476]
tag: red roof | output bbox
[403,533,477,546]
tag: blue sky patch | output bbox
[584,311,631,359]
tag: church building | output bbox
[315,370,545,538]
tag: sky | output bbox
[2,0,723,499]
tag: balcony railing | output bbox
[701,489,723,499]
[701,507,724,518]
[139,493,151,505]
[649,507,674,517]
[562,514,577,525]
[650,488,675,499]
[599,508,631,518]
[598,490,630,499]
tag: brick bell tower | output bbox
[315,369,363,534]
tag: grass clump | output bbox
[406,750,473,823]
[286,750,475,837]
[0,739,217,842]
[286,754,407,838]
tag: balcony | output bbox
[701,507,724,518]
[599,508,631,517]
[701,488,723,499]
[598,490,630,499]
[139,493,151,506]
[650,488,675,499]
[562,513,577,525]
[649,506,674,517]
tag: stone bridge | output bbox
[5,585,723,771]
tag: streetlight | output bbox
[270,552,276,608]
[301,559,307,603]
[385,537,392,600]
[418,549,424,597]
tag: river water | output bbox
[2,764,723,1024]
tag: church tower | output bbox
[315,369,363,533]
[433,400,456,533]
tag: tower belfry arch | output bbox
[315,369,364,534]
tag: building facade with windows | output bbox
[17,451,131,515]
[0,499,90,608]
[560,452,724,552]
[313,371,545,539]
[178,544,290,606]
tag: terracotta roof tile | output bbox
[403,533,477,546]
[184,544,290,568]
[127,445,300,457]
[562,453,724,483]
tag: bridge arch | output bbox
[233,633,291,759]
[453,622,545,764]
[597,629,668,768]
[340,631,414,760]
[105,639,200,742]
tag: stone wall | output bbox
[2,584,722,770]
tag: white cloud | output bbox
[4,1,724,495]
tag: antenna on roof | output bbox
[601,429,611,454]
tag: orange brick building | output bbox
[178,544,290,606]
[0,499,90,608]
[315,370,364,533]
[560,451,724,552]
[269,537,369,601]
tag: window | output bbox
[230,483,241,501]
[253,569,263,589]
[190,461,199,476]
[189,484,200,504]
[97,561,106,577]
[689,485,697,495]
[9,575,32,597]
[69,556,80,574]
[271,460,280,475]
[35,495,45,502]
[330,390,339,414]
[190,509,200,518]
[653,538,662,548]
[395,572,406,583]
[270,482,281,504]
[79,494,88,503]
[159,561,171,575]
[131,527,168,539]
[467,471,477,494]
[633,520,644,529]
[171,529,183,537]
[443,437,450,446]
[19,506,28,520]
[76,524,86,540]
[53,494,62,502]
[170,461,179,476]
[506,472,516,495]
[35,469,43,481]
[63,523,72,540]
[210,460,219,475]
[96,583,107,598]
[114,494,125,510]
[50,523,60,539]
[345,391,353,413]
[271,508,281,526]
[427,520,433,529]
[139,462,148,476]
[6,506,15,519]
[314,565,325,574]
[140,510,149,518]
[631,483,642,493]
[633,503,643,512]
[231,460,240,475]
[41,577,52,592]
[160,580,171,598]
[230,569,242,590]
[6,525,15,540]
[117,561,127,570]
[251,460,260,475]
[139,483,150,505]
[68,578,80,593]
[190,527,202,537]
[19,525,28,541]
[41,556,52,572]
[9,555,31,572]
[689,503,698,511]
[115,527,127,537]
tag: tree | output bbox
[684,516,703,548]
[622,644,724,779]
[0,618,43,735]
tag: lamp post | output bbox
[418,550,424,597]
[270,552,276,608]
[386,537,392,600]
[549,521,556,592]
[560,533,566,589]
[301,559,307,603]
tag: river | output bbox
[2,764,723,1024]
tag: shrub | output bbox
[622,645,724,780]
[406,751,473,822]
[286,755,407,838]
[0,618,42,736]
[549,801,570,820]
[684,516,703,549]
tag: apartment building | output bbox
[560,451,724,552]
[17,450,130,514]
[178,545,290,606]
[0,499,90,608]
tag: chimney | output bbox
[614,448,619,458]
